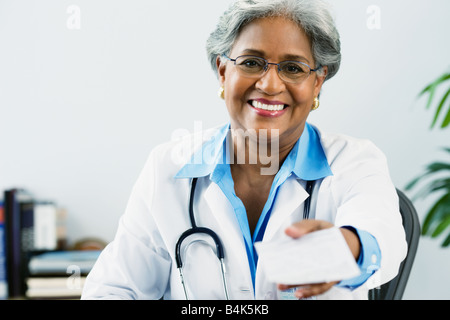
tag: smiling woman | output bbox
[81,0,407,300]
[216,17,325,150]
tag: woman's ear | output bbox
[314,65,328,97]
[216,55,226,86]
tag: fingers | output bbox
[285,219,334,239]
[281,220,338,298]
[294,282,337,299]
[277,281,338,299]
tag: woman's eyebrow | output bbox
[239,48,311,64]
[283,54,311,64]
[240,48,265,56]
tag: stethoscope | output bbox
[175,177,315,300]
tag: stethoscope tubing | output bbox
[175,177,229,300]
[175,177,314,300]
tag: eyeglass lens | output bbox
[233,56,312,83]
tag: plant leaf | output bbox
[418,73,450,96]
[431,214,450,238]
[441,99,450,128]
[406,162,450,192]
[405,156,450,202]
[432,87,450,128]
[411,177,450,201]
[422,193,450,235]
[419,73,450,110]
[427,162,450,173]
[442,232,450,247]
[429,178,450,193]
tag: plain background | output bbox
[0,0,449,299]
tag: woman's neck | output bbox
[229,130,298,179]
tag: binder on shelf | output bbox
[3,189,34,298]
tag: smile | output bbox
[250,100,286,111]
[247,99,289,118]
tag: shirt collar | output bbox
[292,122,333,180]
[174,122,332,181]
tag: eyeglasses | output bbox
[222,54,321,84]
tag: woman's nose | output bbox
[255,65,286,95]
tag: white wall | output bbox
[0,0,449,299]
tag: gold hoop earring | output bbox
[312,97,320,110]
[218,86,225,100]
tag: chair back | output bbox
[368,189,420,300]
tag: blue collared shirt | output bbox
[175,123,381,290]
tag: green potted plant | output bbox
[406,72,450,247]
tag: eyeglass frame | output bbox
[221,54,322,84]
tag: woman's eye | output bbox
[283,63,306,74]
[239,58,264,68]
[244,60,258,67]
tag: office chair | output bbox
[368,189,421,300]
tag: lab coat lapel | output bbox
[263,177,309,241]
[203,182,249,262]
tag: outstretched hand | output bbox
[277,220,360,299]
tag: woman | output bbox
[81,0,407,300]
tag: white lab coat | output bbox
[81,125,407,300]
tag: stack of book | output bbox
[0,188,69,299]
[26,250,101,299]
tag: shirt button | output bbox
[371,254,377,264]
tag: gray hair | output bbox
[206,0,341,81]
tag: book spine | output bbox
[4,190,22,298]
[0,201,8,299]
[20,200,35,295]
[34,203,57,251]
[4,189,35,298]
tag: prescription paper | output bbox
[255,227,361,285]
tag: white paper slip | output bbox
[254,227,361,285]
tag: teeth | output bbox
[251,100,285,111]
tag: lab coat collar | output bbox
[174,123,229,179]
[174,122,333,181]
